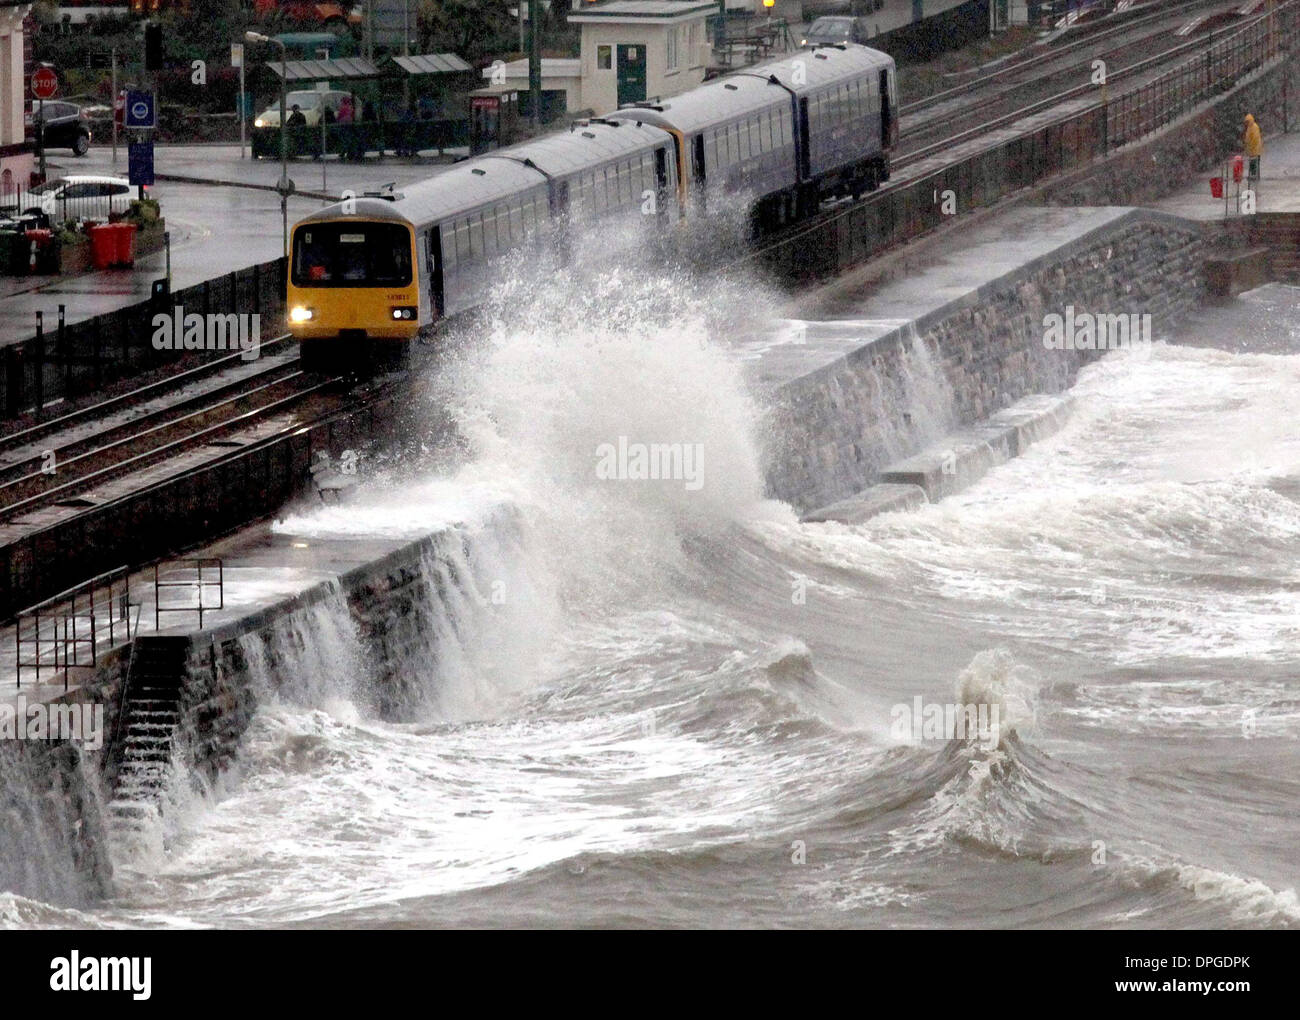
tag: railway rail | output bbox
[0,337,352,521]
[898,0,1262,161]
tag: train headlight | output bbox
[254,118,265,128]
[390,306,417,320]
[289,306,315,323]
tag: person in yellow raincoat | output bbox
[1243,114,1262,182]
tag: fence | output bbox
[249,119,469,161]
[0,257,286,420]
[0,180,136,228]
[756,0,1297,283]
[13,565,134,689]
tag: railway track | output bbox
[0,337,350,521]
[897,0,1254,162]
[901,0,1235,117]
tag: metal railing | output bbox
[750,0,1298,282]
[154,558,224,631]
[1106,4,1288,147]
[14,565,134,689]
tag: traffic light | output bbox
[144,23,162,71]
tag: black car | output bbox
[802,15,876,47]
[801,0,883,20]
[25,101,92,157]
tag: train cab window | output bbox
[291,222,412,287]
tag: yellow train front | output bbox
[286,199,420,374]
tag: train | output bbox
[286,42,898,371]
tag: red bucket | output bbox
[114,222,137,267]
[1210,176,1224,198]
[1232,154,1245,182]
[89,224,116,270]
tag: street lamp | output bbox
[317,46,330,193]
[246,31,291,258]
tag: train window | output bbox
[290,221,413,287]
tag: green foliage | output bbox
[128,198,161,225]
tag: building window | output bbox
[666,28,678,71]
[597,45,612,70]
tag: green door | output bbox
[616,44,647,108]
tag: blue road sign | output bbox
[124,90,156,130]
[128,141,155,187]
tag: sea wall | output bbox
[761,209,1207,513]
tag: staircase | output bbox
[1229,213,1300,282]
[107,636,189,835]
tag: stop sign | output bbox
[31,67,58,101]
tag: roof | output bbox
[482,58,582,80]
[295,198,412,226]
[495,119,669,177]
[607,73,788,134]
[567,0,717,22]
[268,57,380,82]
[390,52,473,75]
[390,160,550,229]
[741,43,894,93]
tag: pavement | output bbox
[1147,128,1300,219]
[0,143,459,350]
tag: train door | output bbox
[879,69,895,149]
[797,98,811,180]
[653,146,669,220]
[427,227,445,318]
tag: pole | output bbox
[37,97,46,182]
[111,49,118,169]
[279,39,288,258]
[318,48,328,192]
[239,55,246,160]
[529,0,542,130]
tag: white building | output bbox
[482,57,584,116]
[567,1,716,116]
[0,2,32,192]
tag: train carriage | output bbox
[287,43,896,371]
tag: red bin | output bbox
[89,224,116,270]
[1232,154,1244,183]
[1210,176,1224,198]
[114,222,137,267]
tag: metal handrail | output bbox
[154,558,224,631]
[14,564,133,688]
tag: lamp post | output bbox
[318,46,330,193]
[246,31,291,258]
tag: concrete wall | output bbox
[1038,59,1295,208]
[0,738,113,906]
[762,210,1207,513]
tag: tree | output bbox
[418,0,515,61]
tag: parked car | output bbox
[16,176,142,222]
[24,101,92,156]
[801,0,883,21]
[254,90,357,129]
[802,15,876,46]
